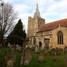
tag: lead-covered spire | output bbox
[34,3,40,18]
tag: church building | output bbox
[28,4,67,50]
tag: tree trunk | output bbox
[0,31,5,47]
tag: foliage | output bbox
[7,19,26,45]
[0,2,17,45]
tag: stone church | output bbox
[28,4,67,50]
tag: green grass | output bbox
[0,47,67,67]
[0,47,10,67]
[21,54,66,67]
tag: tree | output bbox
[0,2,17,45]
[7,19,26,45]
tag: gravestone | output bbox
[64,56,67,67]
[20,48,32,65]
[44,47,49,56]
[38,53,44,62]
[50,48,56,56]
[53,54,58,62]
[7,43,11,48]
[56,48,63,55]
[7,60,13,67]
[20,56,23,65]
[4,48,16,66]
[35,44,38,52]
[16,44,21,52]
[64,47,67,54]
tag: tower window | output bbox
[57,31,63,45]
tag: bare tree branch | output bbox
[0,2,17,44]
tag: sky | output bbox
[1,0,67,32]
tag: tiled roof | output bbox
[38,18,67,32]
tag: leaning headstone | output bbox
[16,44,21,52]
[38,53,44,62]
[64,47,67,54]
[20,48,32,65]
[7,60,13,67]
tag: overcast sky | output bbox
[2,0,67,31]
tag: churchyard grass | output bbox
[21,53,67,67]
[0,47,67,67]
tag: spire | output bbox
[36,4,39,12]
[34,3,40,18]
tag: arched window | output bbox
[57,31,63,45]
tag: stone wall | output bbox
[51,27,67,49]
[35,27,67,50]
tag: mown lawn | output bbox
[0,47,67,67]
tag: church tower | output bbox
[28,4,45,45]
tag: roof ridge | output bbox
[45,18,67,25]
[38,18,67,32]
